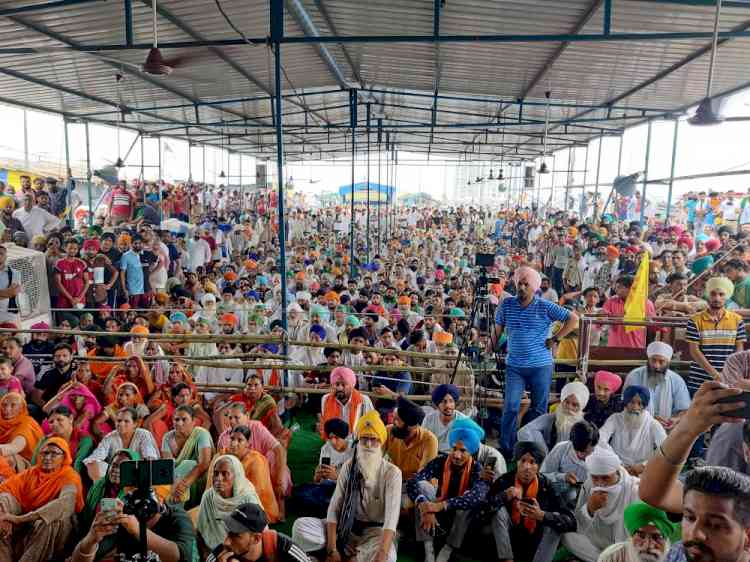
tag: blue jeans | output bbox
[500,363,554,454]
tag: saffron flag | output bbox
[623,251,650,332]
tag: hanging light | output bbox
[219,170,226,178]
[498,168,504,180]
[489,169,495,180]
[690,0,724,126]
[538,161,550,174]
[114,157,124,168]
[467,179,472,185]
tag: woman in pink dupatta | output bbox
[42,382,102,435]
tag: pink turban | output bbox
[331,366,356,387]
[514,266,542,293]
[594,370,623,393]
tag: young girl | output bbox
[0,356,23,398]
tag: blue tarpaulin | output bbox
[337,182,395,203]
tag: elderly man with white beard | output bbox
[597,501,678,562]
[623,342,691,431]
[599,386,667,477]
[563,446,640,562]
[292,410,401,562]
[518,381,590,454]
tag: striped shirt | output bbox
[686,308,746,393]
[495,296,571,368]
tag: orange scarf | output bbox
[320,390,364,439]
[511,476,539,534]
[437,456,473,501]
[0,393,43,461]
[0,436,84,512]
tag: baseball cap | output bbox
[223,503,268,534]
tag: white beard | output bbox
[628,540,668,562]
[623,411,644,432]
[555,408,583,441]
[357,444,383,483]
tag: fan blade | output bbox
[167,68,220,84]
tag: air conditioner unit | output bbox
[6,244,50,328]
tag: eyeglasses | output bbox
[634,530,665,546]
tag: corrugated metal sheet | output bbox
[0,0,746,160]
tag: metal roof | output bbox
[0,0,748,162]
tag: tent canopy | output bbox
[338,182,395,203]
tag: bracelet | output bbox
[78,543,98,559]
[658,443,685,467]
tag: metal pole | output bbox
[550,153,557,210]
[665,119,680,224]
[139,133,144,180]
[366,104,371,264]
[187,142,192,181]
[580,145,589,219]
[157,136,162,222]
[63,118,73,226]
[377,142,381,253]
[272,0,289,383]
[85,121,92,226]
[350,131,356,280]
[22,110,29,171]
[593,134,603,222]
[639,120,653,226]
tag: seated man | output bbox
[599,385,666,476]
[518,381,589,453]
[319,366,373,440]
[207,503,308,562]
[623,341,690,431]
[540,420,599,509]
[70,489,196,562]
[478,441,576,562]
[563,446,640,562]
[406,417,489,562]
[598,501,677,562]
[384,396,438,487]
[292,418,352,517]
[292,410,401,562]
[421,383,467,454]
[583,370,623,428]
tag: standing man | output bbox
[495,266,579,458]
[12,193,60,239]
[119,234,151,309]
[686,276,746,395]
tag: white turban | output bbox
[585,446,622,476]
[647,341,673,361]
[296,291,312,302]
[287,302,303,313]
[706,276,734,298]
[561,381,590,410]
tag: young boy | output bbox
[583,370,623,428]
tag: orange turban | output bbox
[295,271,306,281]
[434,331,453,345]
[397,296,412,305]
[224,271,238,282]
[220,313,238,327]
[130,325,149,336]
[606,245,620,259]
[244,259,257,270]
[325,291,340,304]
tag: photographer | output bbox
[207,503,308,562]
[69,491,196,562]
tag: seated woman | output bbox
[229,374,290,448]
[0,437,84,562]
[102,356,155,405]
[84,407,159,482]
[227,425,280,523]
[80,448,138,532]
[0,393,43,472]
[32,406,94,474]
[196,454,262,557]
[93,382,150,440]
[42,380,102,436]
[161,405,213,509]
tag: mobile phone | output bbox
[519,498,534,505]
[717,391,750,418]
[100,498,118,515]
[486,457,497,469]
[321,456,331,467]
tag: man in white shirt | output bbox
[186,229,212,272]
[12,193,60,239]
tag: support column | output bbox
[350,130,356,280]
[377,138,381,254]
[85,122,92,226]
[665,120,680,225]
[271,0,289,375]
[157,136,162,221]
[63,118,73,226]
[140,133,144,180]
[593,134,603,222]
[580,145,589,219]
[366,103,371,264]
[640,120,653,226]
[23,110,29,171]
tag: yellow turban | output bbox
[706,276,734,298]
[356,410,387,444]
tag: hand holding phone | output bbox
[99,498,120,519]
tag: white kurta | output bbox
[599,411,667,466]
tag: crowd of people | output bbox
[0,175,745,562]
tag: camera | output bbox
[475,252,495,268]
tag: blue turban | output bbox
[256,275,269,286]
[245,290,260,301]
[432,383,460,405]
[262,343,280,354]
[310,324,327,340]
[449,417,483,454]
[623,384,651,408]
[169,311,188,325]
